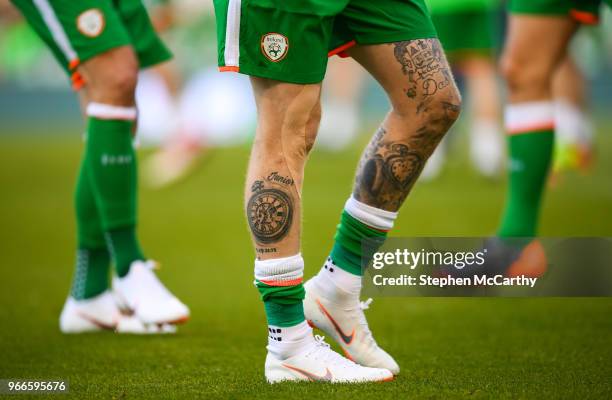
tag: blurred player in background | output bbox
[468,0,611,275]
[498,0,609,239]
[424,0,504,179]
[0,3,52,85]
[9,0,189,333]
[423,0,596,183]
[215,0,461,383]
[552,55,595,178]
[315,56,367,152]
[136,0,256,188]
[138,0,206,188]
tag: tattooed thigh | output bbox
[392,38,456,104]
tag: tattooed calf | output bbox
[247,182,293,244]
[353,127,425,210]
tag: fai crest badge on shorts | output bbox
[261,33,289,62]
[77,9,105,38]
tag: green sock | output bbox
[71,248,111,299]
[498,129,554,237]
[85,117,144,277]
[254,255,305,327]
[263,299,305,327]
[256,283,305,327]
[72,156,111,299]
[105,227,144,277]
[330,210,388,276]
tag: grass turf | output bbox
[0,129,611,399]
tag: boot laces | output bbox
[311,335,357,367]
[353,298,377,347]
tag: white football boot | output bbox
[113,260,190,325]
[304,261,400,375]
[60,290,178,334]
[265,334,393,383]
[116,315,177,334]
[60,291,120,333]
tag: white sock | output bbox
[254,253,304,287]
[313,257,362,301]
[344,196,398,231]
[470,118,503,176]
[555,98,593,146]
[266,320,315,360]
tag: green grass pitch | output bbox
[0,127,610,399]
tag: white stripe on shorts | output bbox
[33,0,78,65]
[224,0,242,68]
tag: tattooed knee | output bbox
[391,38,462,126]
[424,94,462,134]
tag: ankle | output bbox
[312,259,362,301]
[266,320,314,360]
[105,227,145,277]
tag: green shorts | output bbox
[509,0,610,24]
[214,0,437,84]
[432,9,498,58]
[11,0,171,89]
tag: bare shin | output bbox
[246,78,321,259]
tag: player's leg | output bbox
[214,0,393,383]
[446,3,603,279]
[248,78,391,383]
[11,0,187,329]
[427,5,503,179]
[461,56,504,177]
[305,37,461,374]
[76,45,144,278]
[247,78,321,336]
[349,39,461,218]
[82,1,189,326]
[73,150,110,302]
[552,56,594,174]
[316,57,366,151]
[60,141,122,333]
[305,0,460,373]
[498,14,577,237]
[452,7,503,177]
[8,0,121,331]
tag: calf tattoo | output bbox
[353,127,424,210]
[247,179,293,244]
[353,40,460,211]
